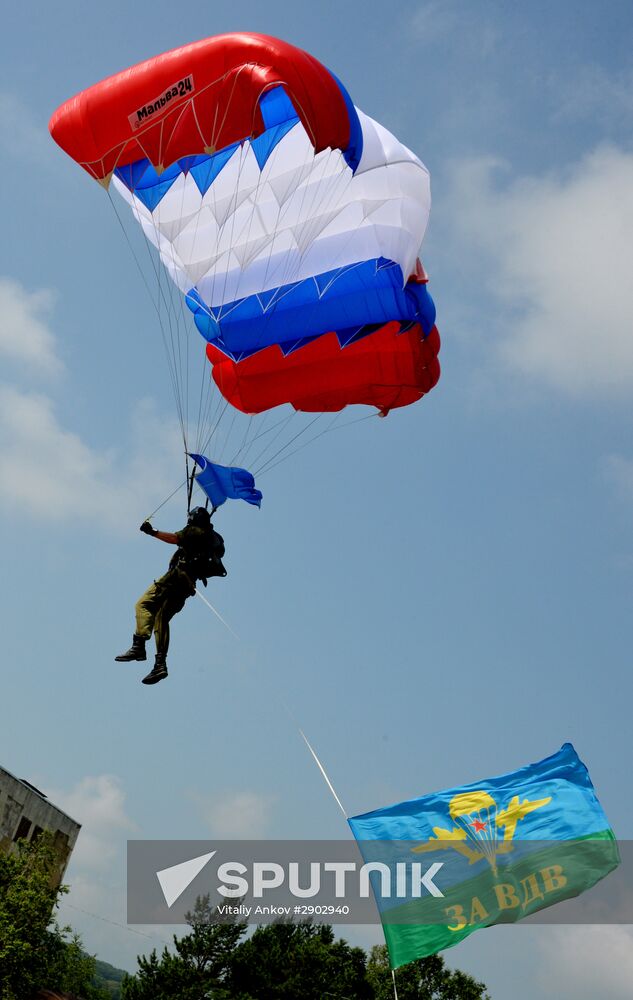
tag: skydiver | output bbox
[115,507,226,685]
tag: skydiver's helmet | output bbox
[188,506,211,529]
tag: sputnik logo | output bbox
[156,851,216,908]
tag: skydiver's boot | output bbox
[142,653,168,685]
[115,634,147,662]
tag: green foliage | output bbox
[0,833,64,1000]
[121,896,491,1000]
[121,895,245,1000]
[367,945,491,1000]
[93,957,128,999]
[45,931,110,999]
[0,833,107,1000]
[227,921,371,1000]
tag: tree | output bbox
[366,945,491,1000]
[121,898,491,1000]
[227,921,372,1000]
[121,896,246,1000]
[0,832,107,1000]
[0,833,60,999]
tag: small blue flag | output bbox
[188,454,262,509]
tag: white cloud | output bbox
[50,774,136,872]
[408,2,498,55]
[0,277,63,375]
[537,925,633,1000]
[0,274,206,529]
[552,66,633,129]
[190,790,275,838]
[0,386,180,529]
[50,773,172,971]
[409,2,460,43]
[446,146,633,395]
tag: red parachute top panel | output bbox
[206,324,441,416]
[48,33,351,180]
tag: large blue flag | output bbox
[189,454,262,509]
[349,743,619,968]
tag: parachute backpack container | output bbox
[50,33,440,482]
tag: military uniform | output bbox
[134,524,207,658]
[116,509,226,684]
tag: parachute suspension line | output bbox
[193,358,229,458]
[246,412,294,448]
[144,477,188,522]
[249,410,299,472]
[106,189,188,454]
[233,410,277,468]
[193,343,215,457]
[255,412,340,477]
[146,198,192,453]
[252,412,324,477]
[223,409,294,475]
[157,158,216,455]
[229,409,286,469]
[215,404,239,464]
[196,397,231,459]
[228,414,255,467]
[256,412,379,479]
[106,190,185,434]
[126,196,188,443]
[123,159,207,459]
[196,393,229,466]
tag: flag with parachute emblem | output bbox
[349,743,619,969]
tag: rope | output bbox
[297,728,347,819]
[144,479,187,521]
[194,588,240,640]
[63,901,171,945]
[192,590,347,820]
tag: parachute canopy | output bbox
[50,33,439,419]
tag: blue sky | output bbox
[1,1,633,996]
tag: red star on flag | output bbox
[470,818,488,832]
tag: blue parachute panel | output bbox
[326,70,363,171]
[259,85,299,128]
[186,259,436,355]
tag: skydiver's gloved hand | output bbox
[140,521,156,536]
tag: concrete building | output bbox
[0,764,80,886]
